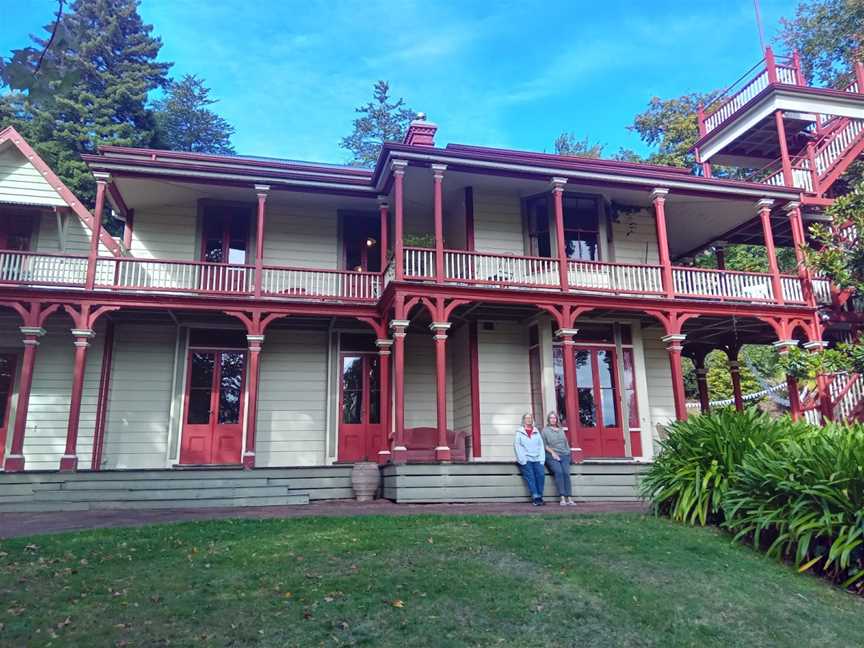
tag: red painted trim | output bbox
[773,110,794,187]
[90,319,114,470]
[4,340,36,472]
[468,321,481,458]
[243,346,261,469]
[60,336,91,471]
[0,127,122,257]
[758,204,785,304]
[433,169,445,283]
[392,329,406,462]
[378,344,390,463]
[552,185,568,291]
[379,202,389,272]
[254,192,266,298]
[0,352,17,467]
[433,332,450,461]
[667,346,688,421]
[85,180,106,290]
[652,193,675,298]
[465,187,475,251]
[393,168,405,282]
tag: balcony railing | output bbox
[0,250,827,308]
[702,53,801,135]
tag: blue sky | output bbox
[3,0,798,163]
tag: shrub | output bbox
[725,424,864,591]
[640,409,806,525]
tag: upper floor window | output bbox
[0,214,31,251]
[526,197,551,258]
[201,205,249,265]
[563,196,599,261]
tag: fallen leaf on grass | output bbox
[390,599,405,608]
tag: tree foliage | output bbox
[152,74,235,154]
[0,0,171,205]
[340,81,415,168]
[553,132,603,158]
[777,0,864,88]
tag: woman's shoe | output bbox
[560,499,567,506]
[532,498,541,506]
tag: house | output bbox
[0,47,862,510]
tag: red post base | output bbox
[391,447,408,464]
[242,453,255,470]
[377,450,391,465]
[435,446,452,462]
[59,455,78,472]
[571,448,585,463]
[4,455,25,472]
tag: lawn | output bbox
[1,514,862,647]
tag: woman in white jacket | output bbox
[514,413,546,506]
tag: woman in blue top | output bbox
[514,413,545,506]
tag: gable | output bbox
[0,144,67,208]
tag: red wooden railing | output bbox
[0,249,819,308]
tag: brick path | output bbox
[0,500,647,539]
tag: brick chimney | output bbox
[403,113,438,147]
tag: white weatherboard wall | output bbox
[641,325,675,449]
[130,206,198,260]
[611,209,660,265]
[19,318,104,470]
[0,146,66,207]
[256,329,328,466]
[473,189,525,255]
[477,321,531,461]
[102,323,177,469]
[449,324,471,438]
[403,333,454,430]
[263,206,338,269]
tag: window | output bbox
[0,214,32,251]
[528,324,544,421]
[525,197,551,257]
[201,205,249,265]
[563,196,599,261]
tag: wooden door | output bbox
[338,353,382,462]
[180,350,246,465]
[572,346,626,458]
[200,208,250,292]
[0,354,17,465]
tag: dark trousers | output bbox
[546,453,572,497]
[519,461,545,500]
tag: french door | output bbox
[338,353,383,462]
[572,346,626,458]
[0,354,17,465]
[200,206,250,292]
[180,350,246,465]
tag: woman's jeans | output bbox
[546,453,573,497]
[519,461,545,500]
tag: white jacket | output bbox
[514,426,545,465]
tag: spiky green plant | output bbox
[725,424,864,591]
[640,409,807,525]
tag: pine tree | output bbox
[340,81,415,168]
[1,0,171,205]
[152,74,235,154]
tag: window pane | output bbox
[597,351,614,388]
[563,197,598,230]
[368,356,379,391]
[575,350,593,387]
[343,390,361,423]
[369,390,380,424]
[624,350,639,428]
[529,346,543,421]
[187,388,212,424]
[342,357,363,391]
[578,388,596,427]
[601,388,618,426]
[190,353,215,389]
[218,352,245,424]
[552,346,566,424]
[566,232,598,261]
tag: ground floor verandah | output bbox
[0,287,827,478]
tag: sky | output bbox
[1,0,800,164]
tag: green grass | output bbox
[1,514,863,647]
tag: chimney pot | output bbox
[403,114,437,147]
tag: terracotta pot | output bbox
[351,462,380,501]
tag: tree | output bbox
[152,75,235,154]
[0,0,171,205]
[778,0,864,88]
[628,92,720,170]
[553,132,603,158]
[340,81,415,168]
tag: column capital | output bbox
[93,171,112,184]
[714,239,729,249]
[802,340,828,350]
[695,367,709,377]
[429,322,451,332]
[20,326,46,338]
[755,198,775,212]
[650,187,669,202]
[555,327,579,339]
[71,328,96,339]
[377,195,390,208]
[391,159,409,175]
[772,339,799,352]
[389,319,410,329]
[783,200,801,213]
[550,177,568,192]
[662,333,686,351]
[727,359,741,370]
[431,163,447,179]
[375,338,393,354]
[254,184,270,197]
[247,334,265,351]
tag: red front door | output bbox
[572,346,626,458]
[0,354,17,465]
[338,353,383,462]
[180,350,246,465]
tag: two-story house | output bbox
[0,47,862,509]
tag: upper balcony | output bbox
[0,123,829,311]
